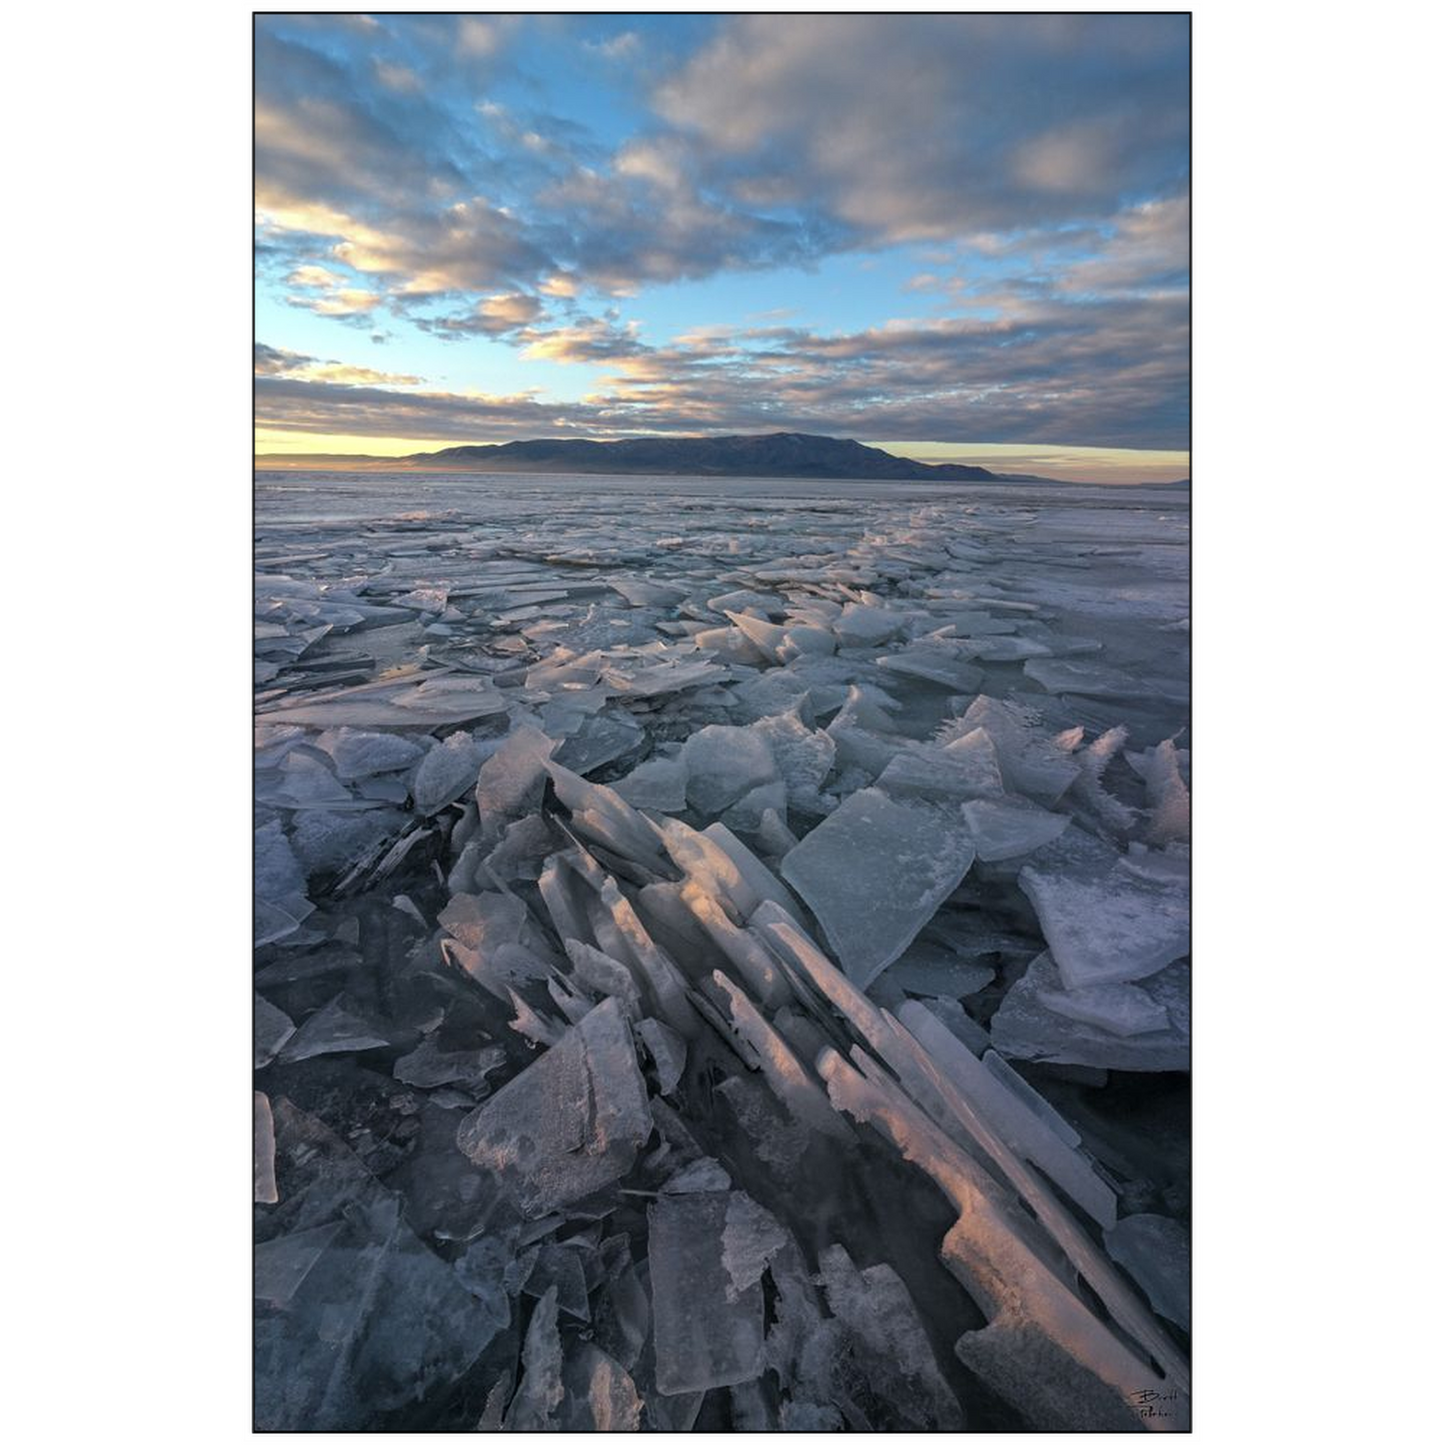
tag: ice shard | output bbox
[780,787,976,986]
[456,997,654,1216]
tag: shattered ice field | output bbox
[254,470,1191,1431]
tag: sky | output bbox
[254,13,1190,483]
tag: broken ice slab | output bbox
[723,608,790,662]
[254,993,296,1070]
[818,1243,964,1430]
[1020,856,1189,987]
[780,787,976,987]
[679,724,780,816]
[438,889,528,954]
[1025,655,1189,706]
[876,646,985,691]
[648,1192,766,1394]
[751,708,836,802]
[1063,724,1138,838]
[255,1091,278,1204]
[895,1001,1117,1230]
[274,749,353,806]
[886,936,995,998]
[566,940,645,1020]
[559,1341,644,1430]
[553,710,645,775]
[720,1191,788,1302]
[1036,980,1172,1036]
[254,1220,343,1307]
[613,755,689,812]
[255,1190,504,1430]
[255,818,308,908]
[277,995,391,1064]
[609,575,688,608]
[1138,737,1191,846]
[1106,1213,1191,1331]
[948,695,1080,804]
[411,730,487,815]
[707,971,852,1141]
[545,761,672,874]
[817,1047,1188,1431]
[679,881,790,1006]
[832,601,905,647]
[289,806,407,880]
[393,1036,507,1092]
[456,997,653,1217]
[991,952,1190,1071]
[257,669,509,728]
[314,726,425,779]
[635,1017,687,1095]
[961,797,1070,861]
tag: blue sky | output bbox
[254,14,1189,480]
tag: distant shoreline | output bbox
[253,461,1189,490]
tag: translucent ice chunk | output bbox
[961,797,1070,861]
[780,788,976,987]
[475,724,558,834]
[751,709,835,809]
[951,696,1080,804]
[455,997,654,1216]
[876,647,984,691]
[832,603,904,647]
[412,731,485,815]
[1019,860,1189,987]
[818,1243,963,1430]
[559,1341,643,1430]
[279,996,390,1063]
[636,1017,687,1095]
[992,952,1190,1071]
[1036,980,1172,1036]
[505,1286,564,1429]
[613,755,689,812]
[720,1192,788,1301]
[276,750,354,806]
[663,1157,732,1194]
[896,1001,1117,1229]
[254,993,295,1069]
[708,971,852,1140]
[1140,738,1191,846]
[648,1192,766,1395]
[1105,1213,1191,1330]
[680,725,779,816]
[316,727,426,779]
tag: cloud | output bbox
[254,343,316,377]
[255,263,1187,450]
[416,291,545,337]
[654,15,1188,242]
[255,375,606,442]
[254,343,420,386]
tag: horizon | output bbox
[252,430,1189,485]
[255,15,1189,483]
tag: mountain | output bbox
[256,432,1001,481]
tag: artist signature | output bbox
[1129,1388,1182,1420]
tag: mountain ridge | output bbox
[254,430,1003,480]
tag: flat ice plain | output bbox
[254,469,1191,1431]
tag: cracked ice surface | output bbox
[255,471,1189,1430]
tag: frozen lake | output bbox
[255,469,1191,1430]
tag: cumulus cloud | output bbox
[416,291,545,337]
[654,15,1188,242]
